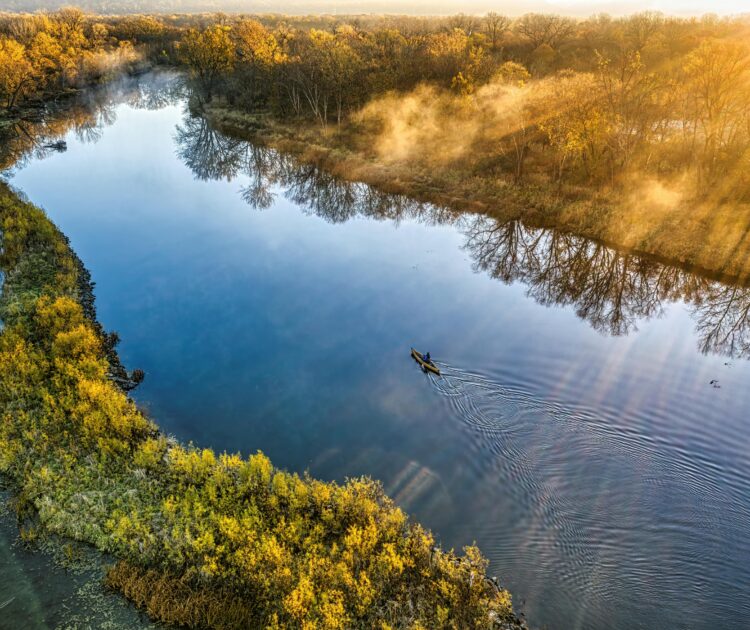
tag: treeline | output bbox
[4,10,750,195]
[172,12,750,197]
[0,8,153,111]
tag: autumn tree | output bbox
[515,14,577,50]
[288,28,364,126]
[0,38,36,109]
[452,45,491,98]
[483,12,510,51]
[426,28,470,83]
[681,39,750,183]
[179,25,235,101]
[539,72,610,183]
[595,49,663,178]
[445,13,480,35]
[111,15,166,43]
[232,19,284,107]
[361,28,409,92]
[53,6,86,40]
[4,13,50,46]
[622,12,664,53]
[494,62,538,182]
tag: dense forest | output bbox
[3,10,750,200]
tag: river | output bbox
[2,72,750,629]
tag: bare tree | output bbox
[514,13,577,49]
[445,13,480,36]
[483,12,510,51]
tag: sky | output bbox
[242,0,750,16]
[5,0,749,17]
[215,0,750,17]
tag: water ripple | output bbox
[424,361,750,629]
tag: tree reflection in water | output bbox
[175,115,246,181]
[466,219,750,358]
[0,71,184,174]
[5,84,750,361]
[464,217,693,336]
[693,285,750,358]
[172,109,750,360]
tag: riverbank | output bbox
[205,105,750,285]
[0,181,522,628]
[0,488,158,628]
[0,58,154,123]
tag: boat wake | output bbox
[426,362,750,510]
[419,361,750,628]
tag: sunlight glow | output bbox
[542,0,748,16]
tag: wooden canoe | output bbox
[411,348,441,375]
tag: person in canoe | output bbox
[411,348,440,375]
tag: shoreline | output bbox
[205,104,750,288]
[0,179,523,628]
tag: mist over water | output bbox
[4,73,750,629]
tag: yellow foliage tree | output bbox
[0,37,36,109]
[179,25,235,101]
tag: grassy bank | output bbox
[205,105,750,285]
[0,182,521,628]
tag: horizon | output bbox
[2,1,749,18]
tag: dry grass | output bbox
[106,561,258,629]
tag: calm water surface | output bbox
[3,74,750,629]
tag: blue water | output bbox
[4,74,750,629]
